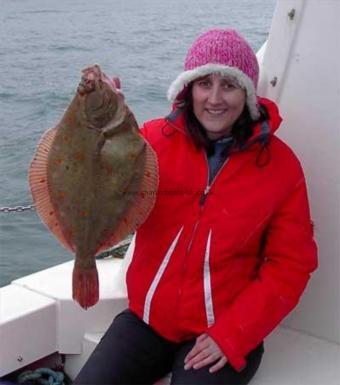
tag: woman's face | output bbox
[191,73,246,140]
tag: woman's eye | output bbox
[197,79,211,87]
[222,82,235,89]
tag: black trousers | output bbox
[73,309,264,385]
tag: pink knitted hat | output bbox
[167,29,260,120]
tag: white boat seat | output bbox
[70,326,339,385]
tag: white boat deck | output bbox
[1,258,339,384]
[0,258,128,376]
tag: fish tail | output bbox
[72,265,99,309]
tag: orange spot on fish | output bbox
[74,152,84,161]
[63,135,70,142]
[79,211,88,217]
[145,171,151,177]
[39,178,46,183]
[49,211,54,216]
[55,158,64,166]
[58,191,65,200]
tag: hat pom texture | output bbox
[167,29,260,120]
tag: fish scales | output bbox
[48,106,145,263]
[29,64,158,309]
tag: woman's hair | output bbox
[183,84,269,155]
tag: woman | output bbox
[74,29,318,385]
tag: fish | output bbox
[29,64,158,309]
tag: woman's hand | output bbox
[184,333,228,373]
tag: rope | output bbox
[17,368,64,385]
[95,236,132,259]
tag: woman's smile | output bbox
[205,108,228,116]
[192,73,246,140]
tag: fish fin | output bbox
[97,140,159,252]
[72,265,99,309]
[29,127,74,253]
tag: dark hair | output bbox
[183,84,269,154]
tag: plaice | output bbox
[29,64,159,309]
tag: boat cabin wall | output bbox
[258,0,340,344]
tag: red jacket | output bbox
[126,97,318,371]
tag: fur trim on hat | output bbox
[167,63,260,120]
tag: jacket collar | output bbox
[165,96,282,151]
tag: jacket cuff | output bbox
[207,327,246,372]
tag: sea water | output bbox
[0,0,276,286]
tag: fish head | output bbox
[77,64,125,128]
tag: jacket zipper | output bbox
[165,116,235,252]
[199,152,231,206]
[186,152,231,253]
[177,149,232,328]
[166,117,233,204]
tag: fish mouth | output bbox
[77,76,96,96]
[77,64,116,96]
